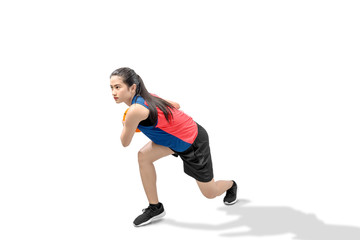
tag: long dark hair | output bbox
[110,67,174,124]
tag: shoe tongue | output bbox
[149,203,161,209]
[149,205,158,211]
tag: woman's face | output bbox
[110,76,136,105]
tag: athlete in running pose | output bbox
[110,67,237,227]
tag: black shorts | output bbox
[172,123,214,182]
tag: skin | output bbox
[110,75,233,204]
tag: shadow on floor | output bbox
[164,199,360,239]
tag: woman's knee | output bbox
[138,150,148,165]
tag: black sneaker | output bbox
[223,181,238,205]
[133,203,166,227]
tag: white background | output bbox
[1,1,359,239]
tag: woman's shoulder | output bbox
[128,102,149,120]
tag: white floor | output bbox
[1,1,360,240]
[1,126,359,240]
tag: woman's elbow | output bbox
[167,100,180,109]
[172,102,180,109]
[121,137,131,147]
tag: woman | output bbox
[110,67,237,227]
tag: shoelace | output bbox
[142,206,155,215]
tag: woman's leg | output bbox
[138,141,174,204]
[196,178,233,199]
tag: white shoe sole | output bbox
[224,198,238,205]
[134,211,166,227]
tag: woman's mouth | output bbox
[114,97,119,100]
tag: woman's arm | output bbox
[121,104,149,147]
[165,99,180,109]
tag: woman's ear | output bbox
[130,83,137,94]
